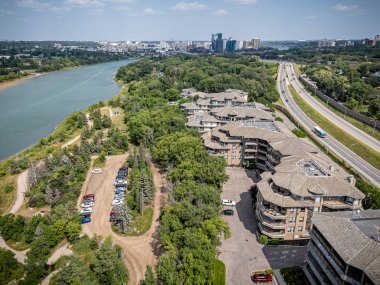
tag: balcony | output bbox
[267,154,280,164]
[257,148,267,154]
[257,154,266,160]
[245,142,257,146]
[323,200,361,210]
[256,211,286,229]
[244,155,255,159]
[256,163,267,171]
[258,223,285,239]
[307,245,345,285]
[259,206,287,220]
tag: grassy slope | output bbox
[289,85,380,170]
[214,259,226,285]
[306,88,380,141]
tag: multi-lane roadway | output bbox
[277,63,380,187]
[285,63,380,153]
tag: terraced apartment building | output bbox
[181,89,365,242]
[305,210,380,285]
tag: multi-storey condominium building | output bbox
[186,105,273,133]
[201,119,365,241]
[181,89,249,115]
[305,210,380,285]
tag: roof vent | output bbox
[329,165,335,171]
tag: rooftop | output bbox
[239,120,280,132]
[312,210,380,284]
[299,159,330,177]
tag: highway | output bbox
[277,63,380,187]
[285,63,380,153]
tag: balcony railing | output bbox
[258,223,285,239]
[323,200,361,210]
[256,211,286,229]
[259,206,287,220]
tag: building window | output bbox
[288,227,295,232]
[297,226,303,231]
[232,156,236,159]
[314,207,320,212]
[289,217,296,223]
[315,196,321,202]
[299,217,305,222]
[290,207,297,213]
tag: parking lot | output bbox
[218,167,307,285]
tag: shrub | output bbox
[275,117,283,122]
[259,235,269,245]
[4,184,15,193]
[269,239,280,245]
[292,128,307,138]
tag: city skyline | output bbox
[0,0,379,41]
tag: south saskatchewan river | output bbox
[0,59,134,160]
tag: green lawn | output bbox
[213,259,226,285]
[289,85,380,170]
[123,207,153,236]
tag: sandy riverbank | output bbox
[0,74,39,91]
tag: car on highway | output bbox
[81,202,94,208]
[112,199,124,206]
[92,168,102,174]
[81,208,93,215]
[81,217,91,224]
[251,272,273,283]
[221,199,236,206]
[222,209,234,216]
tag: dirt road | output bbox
[0,236,28,264]
[8,170,28,214]
[81,154,166,285]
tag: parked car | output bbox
[115,186,126,192]
[81,208,93,215]
[83,194,95,199]
[222,209,234,216]
[81,217,91,224]
[116,174,126,180]
[80,212,91,218]
[221,199,236,206]
[81,202,94,208]
[115,182,127,187]
[83,197,95,203]
[251,272,273,283]
[112,200,124,206]
[92,168,102,174]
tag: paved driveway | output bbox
[218,167,307,285]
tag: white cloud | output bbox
[170,2,207,11]
[333,3,358,12]
[64,0,105,7]
[225,0,258,4]
[212,9,228,16]
[304,15,317,20]
[142,7,165,15]
[102,0,136,2]
[18,0,51,9]
[0,8,14,15]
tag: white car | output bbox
[112,199,124,206]
[81,208,93,215]
[221,199,236,207]
[92,168,102,174]
[81,202,94,208]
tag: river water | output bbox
[0,59,133,160]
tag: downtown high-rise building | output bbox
[226,38,237,52]
[211,33,224,53]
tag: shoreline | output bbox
[0,74,40,91]
[0,58,132,92]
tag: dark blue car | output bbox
[81,217,91,224]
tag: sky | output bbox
[0,0,379,41]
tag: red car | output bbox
[252,272,273,283]
[83,194,95,199]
